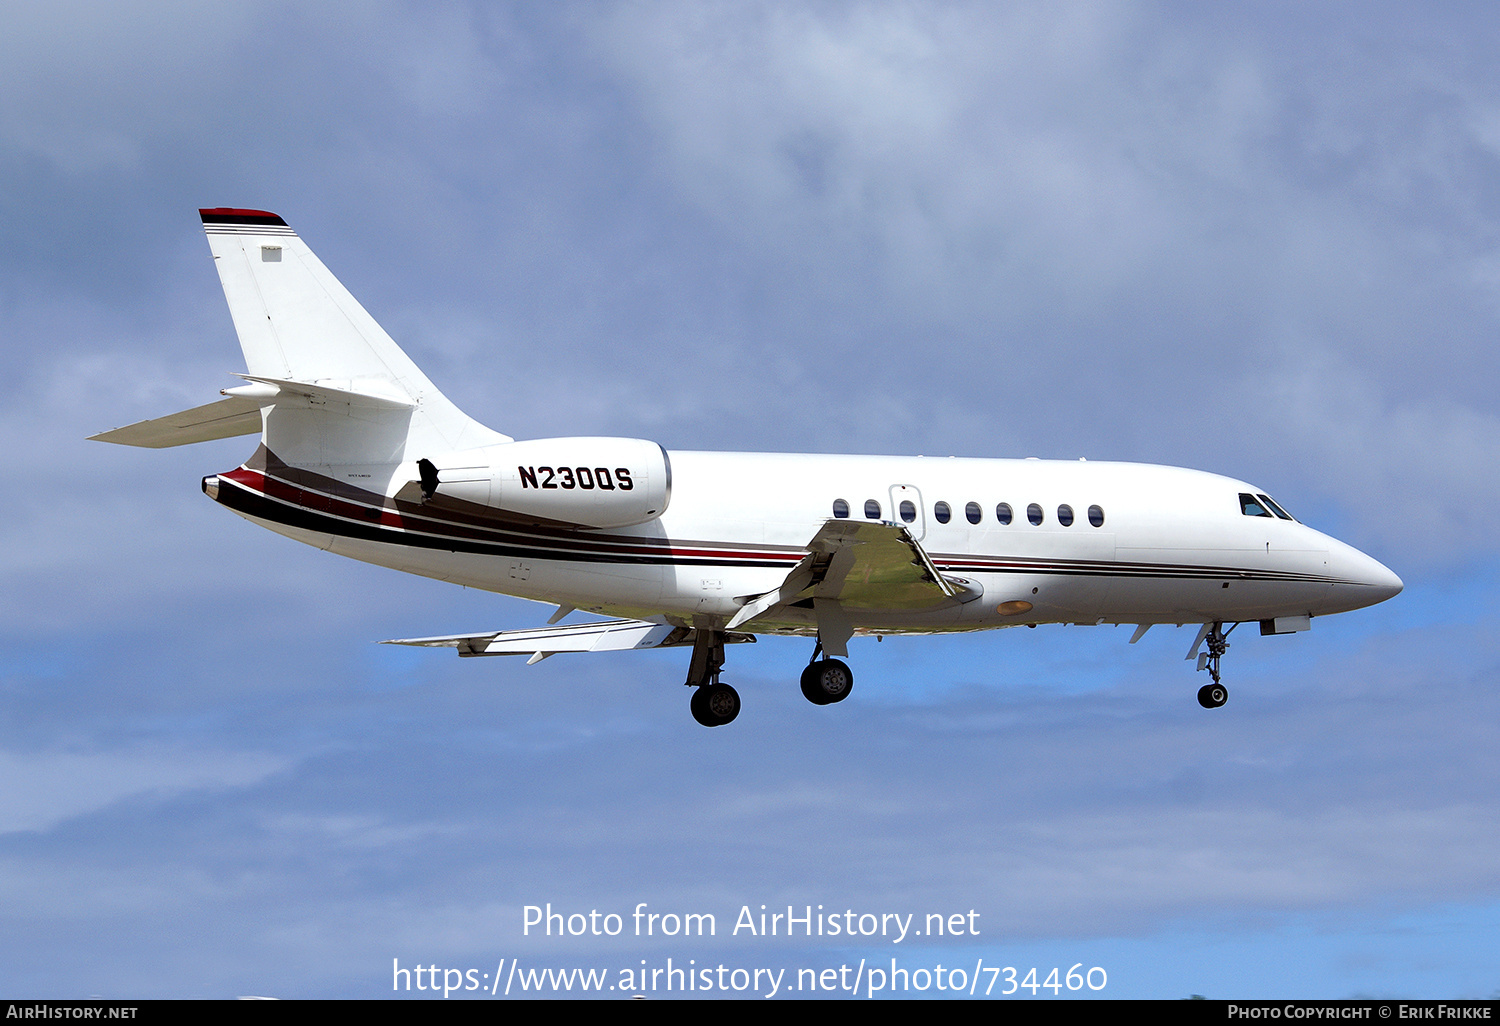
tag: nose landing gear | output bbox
[1193,621,1237,709]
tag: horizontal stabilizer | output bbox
[383,618,755,658]
[230,373,415,410]
[88,396,262,448]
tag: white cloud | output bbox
[0,746,285,834]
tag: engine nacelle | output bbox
[414,437,671,529]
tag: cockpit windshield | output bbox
[1257,493,1295,521]
[1239,493,1271,517]
[1239,492,1296,521]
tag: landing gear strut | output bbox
[686,627,739,727]
[1195,621,1236,709]
[800,640,854,706]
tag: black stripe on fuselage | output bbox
[241,455,794,563]
[215,467,1344,585]
[215,473,786,569]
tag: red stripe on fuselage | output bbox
[217,464,1339,584]
[219,466,806,567]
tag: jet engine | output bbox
[412,437,671,529]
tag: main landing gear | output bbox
[683,631,858,726]
[1194,621,1236,709]
[690,680,740,727]
[685,627,739,727]
[800,640,854,706]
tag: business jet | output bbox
[91,209,1403,726]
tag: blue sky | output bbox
[3,1,1499,999]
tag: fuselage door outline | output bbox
[889,483,926,542]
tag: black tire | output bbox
[799,662,827,704]
[690,685,714,725]
[691,683,740,726]
[1197,683,1227,709]
[800,659,854,705]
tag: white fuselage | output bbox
[222,449,1402,636]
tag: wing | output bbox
[802,518,965,609]
[384,618,754,664]
[726,519,982,653]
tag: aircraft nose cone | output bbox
[1336,544,1403,606]
[1364,557,1404,603]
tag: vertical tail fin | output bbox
[199,208,508,465]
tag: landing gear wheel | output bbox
[1197,683,1228,709]
[799,666,822,705]
[691,682,740,726]
[799,659,854,705]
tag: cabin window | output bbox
[1027,502,1044,526]
[865,499,882,520]
[965,501,982,525]
[899,499,917,523]
[1088,504,1105,527]
[1257,493,1295,521]
[996,502,1013,525]
[1057,504,1074,527]
[1239,493,1273,517]
[934,501,951,524]
[832,498,850,519]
